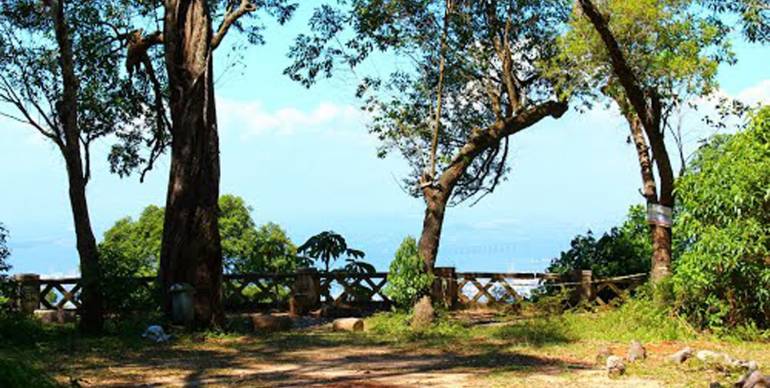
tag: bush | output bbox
[0,356,57,388]
[547,205,651,278]
[673,107,770,330]
[383,237,434,309]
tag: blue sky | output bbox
[0,6,768,276]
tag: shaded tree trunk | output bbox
[160,0,224,328]
[51,0,103,333]
[64,155,103,333]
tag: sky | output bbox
[0,5,768,277]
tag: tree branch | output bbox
[212,0,257,50]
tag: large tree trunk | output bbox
[160,0,224,328]
[51,0,103,333]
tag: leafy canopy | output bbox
[297,231,369,273]
[0,224,8,276]
[547,205,652,278]
[673,106,770,330]
[286,0,570,204]
[99,194,298,277]
[549,0,730,112]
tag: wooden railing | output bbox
[8,269,647,315]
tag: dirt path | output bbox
[57,333,665,387]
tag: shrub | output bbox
[0,356,57,388]
[673,107,770,330]
[547,205,651,278]
[383,236,434,309]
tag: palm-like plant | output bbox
[297,231,366,273]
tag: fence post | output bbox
[290,267,320,316]
[572,269,594,304]
[432,267,457,309]
[14,273,40,315]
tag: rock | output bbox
[696,350,755,372]
[668,347,694,364]
[628,340,647,362]
[411,295,434,330]
[142,325,171,343]
[332,318,365,332]
[606,355,626,377]
[251,314,293,333]
[34,309,77,324]
[708,382,722,388]
[596,346,612,365]
[737,370,770,388]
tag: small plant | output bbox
[383,236,434,309]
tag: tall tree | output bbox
[286,0,570,271]
[554,0,729,281]
[158,0,295,327]
[0,1,162,332]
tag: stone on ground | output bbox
[696,350,756,372]
[667,347,694,364]
[411,295,435,330]
[332,317,365,332]
[606,355,626,377]
[628,340,646,362]
[737,370,770,388]
[251,314,293,333]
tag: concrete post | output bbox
[14,273,40,315]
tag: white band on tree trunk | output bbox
[647,204,673,227]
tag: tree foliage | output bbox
[286,0,570,204]
[673,106,770,330]
[701,0,770,43]
[297,231,367,273]
[0,224,8,276]
[547,205,652,278]
[550,0,729,113]
[99,194,298,277]
[383,236,434,309]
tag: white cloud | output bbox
[737,79,770,106]
[216,98,366,137]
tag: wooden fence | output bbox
[6,268,647,315]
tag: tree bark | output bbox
[160,0,224,328]
[64,156,103,333]
[51,0,103,333]
[418,188,449,271]
[579,0,674,282]
[416,101,568,270]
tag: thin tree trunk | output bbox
[160,0,224,328]
[64,156,103,333]
[579,0,674,283]
[624,109,673,281]
[418,188,449,272]
[51,0,103,333]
